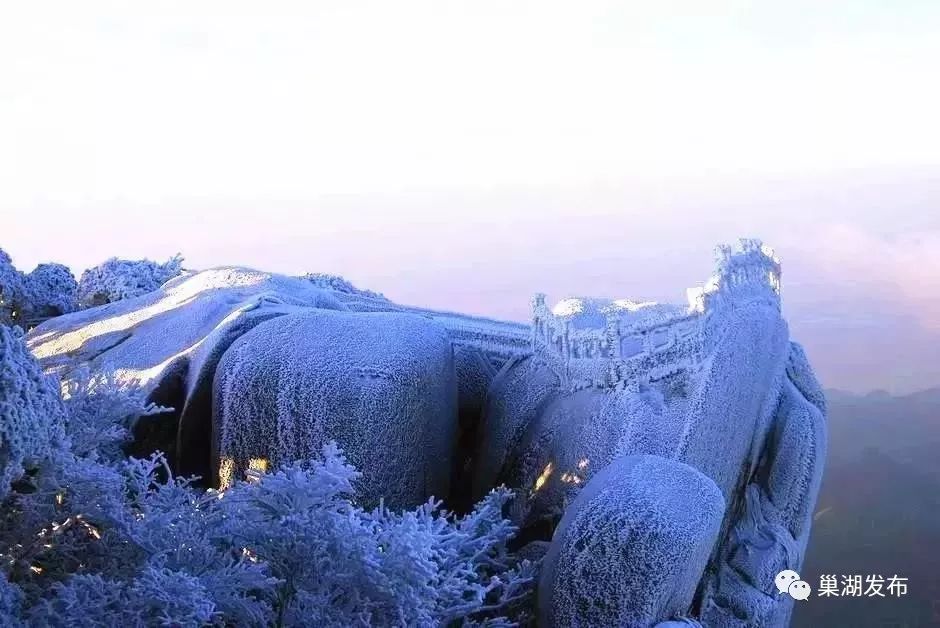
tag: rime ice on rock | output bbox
[29,267,348,477]
[213,310,458,508]
[24,239,826,627]
[494,239,789,521]
[537,455,725,627]
[484,240,824,625]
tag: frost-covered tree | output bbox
[0,328,534,626]
[0,249,24,326]
[19,263,79,321]
[78,255,184,309]
[0,325,66,500]
[301,273,388,301]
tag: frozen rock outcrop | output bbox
[698,343,827,627]
[22,240,826,627]
[473,240,826,626]
[213,310,458,508]
[28,267,346,473]
[486,240,791,529]
[537,455,725,627]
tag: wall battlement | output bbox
[531,239,782,391]
[326,239,782,386]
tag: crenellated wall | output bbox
[531,239,782,392]
[328,239,783,389]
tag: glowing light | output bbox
[533,462,554,492]
[577,458,590,470]
[83,522,102,540]
[560,472,583,485]
[219,457,235,489]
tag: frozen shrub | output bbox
[220,446,534,626]
[301,273,387,301]
[0,325,66,500]
[19,263,79,321]
[61,368,170,463]
[0,249,23,326]
[0,572,23,624]
[78,254,184,309]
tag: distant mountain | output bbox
[793,387,940,627]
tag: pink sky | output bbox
[7,168,939,395]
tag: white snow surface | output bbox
[28,267,346,390]
[551,297,685,331]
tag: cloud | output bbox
[792,224,940,332]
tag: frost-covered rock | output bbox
[472,355,561,502]
[488,241,790,535]
[213,310,458,508]
[20,240,826,626]
[77,254,184,308]
[475,240,825,626]
[29,267,346,475]
[699,344,827,627]
[537,454,725,627]
[0,326,66,499]
[494,385,685,531]
[30,267,346,389]
[19,262,79,320]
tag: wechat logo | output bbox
[775,570,812,601]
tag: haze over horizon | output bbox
[3,1,939,394]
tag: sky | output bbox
[2,1,939,394]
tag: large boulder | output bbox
[489,296,789,539]
[538,454,725,627]
[212,310,459,509]
[471,354,561,503]
[699,344,828,627]
[27,267,346,471]
[481,241,794,544]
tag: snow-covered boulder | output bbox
[213,310,459,509]
[537,454,725,627]
[495,385,687,531]
[699,344,827,627]
[471,355,561,502]
[28,267,347,472]
[676,288,790,500]
[29,267,345,387]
